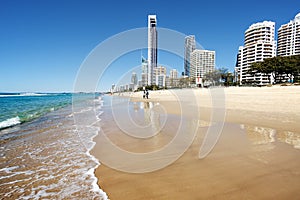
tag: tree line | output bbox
[249,55,300,84]
[203,68,235,87]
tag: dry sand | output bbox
[92,86,300,199]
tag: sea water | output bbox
[0,93,108,199]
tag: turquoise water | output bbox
[0,93,72,129]
[0,92,108,199]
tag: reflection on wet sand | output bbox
[241,124,300,150]
[132,102,140,112]
[139,102,163,133]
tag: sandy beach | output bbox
[92,86,300,199]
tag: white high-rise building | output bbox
[235,21,276,85]
[155,66,166,87]
[170,69,178,79]
[131,72,138,85]
[141,57,148,86]
[184,35,196,77]
[154,66,166,76]
[111,84,115,93]
[148,15,157,85]
[277,13,300,56]
[169,69,179,88]
[141,74,148,87]
[190,49,215,80]
[235,46,243,83]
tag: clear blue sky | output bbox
[0,0,299,92]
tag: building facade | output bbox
[156,75,166,88]
[235,21,276,85]
[130,72,138,90]
[155,66,166,87]
[170,69,178,79]
[154,66,167,76]
[168,69,179,88]
[148,15,157,85]
[190,49,215,80]
[140,57,148,87]
[184,35,196,77]
[131,72,138,85]
[277,13,300,56]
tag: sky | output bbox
[0,0,299,92]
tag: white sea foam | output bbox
[0,95,109,200]
[84,126,109,200]
[73,107,93,114]
[0,165,19,173]
[0,93,48,97]
[20,92,46,96]
[0,116,21,129]
[73,97,108,199]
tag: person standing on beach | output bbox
[143,90,146,99]
[146,90,149,99]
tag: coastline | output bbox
[0,94,109,199]
[92,86,300,199]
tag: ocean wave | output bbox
[0,116,21,129]
[0,108,108,199]
[0,92,70,97]
[0,93,108,199]
[0,93,56,98]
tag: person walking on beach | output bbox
[143,90,146,99]
[146,90,149,99]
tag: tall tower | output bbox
[277,13,300,56]
[184,35,196,77]
[131,72,138,85]
[148,15,157,86]
[235,21,276,85]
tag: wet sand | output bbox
[92,86,300,199]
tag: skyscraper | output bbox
[184,35,196,77]
[148,15,157,85]
[235,21,276,85]
[190,49,215,80]
[277,13,300,56]
[131,72,138,86]
[141,56,148,86]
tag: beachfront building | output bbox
[111,84,115,93]
[235,46,243,83]
[184,35,196,77]
[168,69,180,87]
[155,66,167,76]
[170,69,178,79]
[148,15,157,85]
[119,85,125,92]
[156,75,166,88]
[131,72,138,85]
[140,57,148,87]
[190,49,215,83]
[277,13,300,56]
[131,72,138,91]
[140,73,148,87]
[155,66,167,88]
[129,83,135,91]
[235,21,276,85]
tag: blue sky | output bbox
[0,0,299,92]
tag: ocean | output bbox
[0,93,108,199]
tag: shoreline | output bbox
[93,86,300,199]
